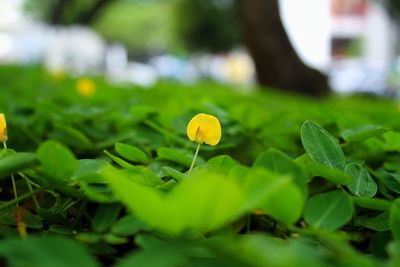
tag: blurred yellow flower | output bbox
[76,78,96,97]
[0,113,8,142]
[187,113,221,146]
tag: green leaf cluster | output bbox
[0,66,400,266]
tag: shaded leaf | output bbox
[157,147,193,167]
[254,148,308,197]
[390,198,400,240]
[304,190,353,230]
[0,236,100,267]
[0,152,37,179]
[92,204,122,233]
[37,140,77,182]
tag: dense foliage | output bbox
[174,0,240,52]
[1,66,400,267]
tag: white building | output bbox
[281,0,398,93]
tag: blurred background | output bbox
[0,0,400,96]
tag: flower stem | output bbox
[188,143,201,175]
[3,141,19,206]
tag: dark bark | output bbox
[50,0,69,25]
[239,0,329,96]
[76,0,113,25]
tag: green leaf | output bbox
[358,212,390,231]
[163,166,186,182]
[341,125,388,142]
[304,190,354,230]
[111,215,149,236]
[49,225,75,235]
[390,198,400,240]
[0,152,37,179]
[52,124,92,149]
[72,159,111,181]
[80,182,116,203]
[105,169,246,236]
[104,150,136,169]
[387,241,400,265]
[157,147,193,167]
[36,140,77,182]
[123,167,164,186]
[232,168,304,224]
[253,149,308,197]
[383,172,400,194]
[103,233,129,245]
[301,120,346,170]
[260,181,304,225]
[92,204,122,233]
[115,239,194,267]
[295,154,351,185]
[75,232,102,244]
[232,168,288,211]
[382,131,400,152]
[0,236,100,267]
[115,143,148,163]
[345,163,377,198]
[228,165,251,181]
[207,155,237,174]
[353,197,391,211]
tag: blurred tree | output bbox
[175,0,329,95]
[238,0,329,96]
[27,0,330,95]
[25,0,112,25]
[174,0,240,53]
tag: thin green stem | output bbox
[0,187,47,211]
[3,141,19,207]
[19,173,40,209]
[188,143,201,174]
[18,172,40,188]
[11,174,18,207]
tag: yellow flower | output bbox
[187,113,221,146]
[0,113,7,142]
[76,78,96,97]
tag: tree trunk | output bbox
[238,0,330,96]
[76,0,112,25]
[50,0,69,25]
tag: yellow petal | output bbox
[0,113,7,142]
[187,113,221,146]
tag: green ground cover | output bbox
[0,65,400,267]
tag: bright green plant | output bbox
[1,66,400,266]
